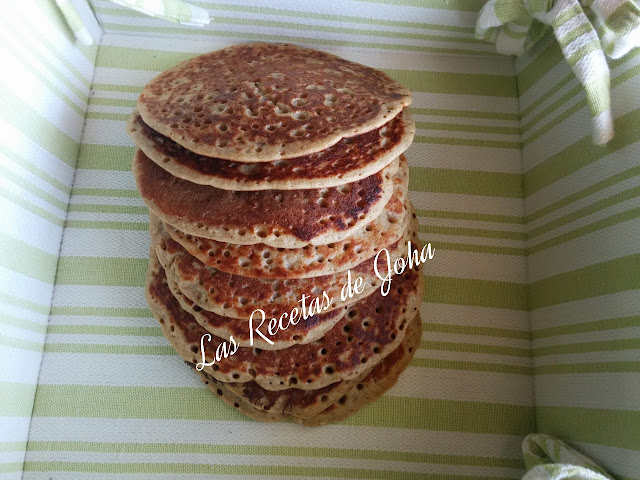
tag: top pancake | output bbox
[127,108,414,190]
[136,42,412,162]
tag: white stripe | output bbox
[426,331,529,349]
[65,212,149,223]
[415,127,520,143]
[535,373,640,410]
[418,215,525,233]
[528,218,640,282]
[49,315,155,327]
[87,104,132,115]
[60,229,150,258]
[531,290,640,329]
[0,176,67,220]
[45,333,166,346]
[0,347,43,384]
[22,450,522,477]
[52,285,147,308]
[407,143,522,173]
[410,191,525,217]
[82,118,133,146]
[534,349,640,366]
[25,417,523,458]
[414,113,520,129]
[390,367,533,405]
[0,154,69,205]
[0,266,54,308]
[0,198,63,256]
[419,231,524,249]
[533,327,640,349]
[422,249,527,283]
[419,303,529,331]
[72,169,137,190]
[0,322,46,345]
[70,196,145,207]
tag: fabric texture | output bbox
[0,0,639,479]
[476,0,640,145]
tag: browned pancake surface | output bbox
[137,43,411,161]
[127,109,414,190]
[134,148,397,247]
[146,253,423,390]
[163,164,411,279]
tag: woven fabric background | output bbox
[0,0,638,479]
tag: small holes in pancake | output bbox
[324,365,334,374]
[338,396,347,405]
[317,198,327,208]
[238,297,248,306]
[217,123,228,132]
[190,345,198,353]
[357,384,364,390]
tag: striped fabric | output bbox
[0,0,638,479]
[0,0,97,478]
[477,0,640,145]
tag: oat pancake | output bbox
[146,253,424,390]
[163,166,411,279]
[165,271,348,350]
[134,148,400,248]
[137,42,412,162]
[152,213,417,319]
[127,109,414,190]
[193,314,421,423]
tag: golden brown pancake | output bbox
[152,213,417,320]
[137,42,412,162]
[146,253,424,391]
[127,109,414,190]
[162,168,411,280]
[193,313,421,424]
[134,147,400,248]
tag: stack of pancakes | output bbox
[128,43,424,426]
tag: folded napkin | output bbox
[522,434,615,480]
[476,0,640,145]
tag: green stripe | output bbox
[24,441,522,468]
[419,224,526,241]
[422,340,530,358]
[350,0,487,11]
[0,382,36,415]
[96,2,476,33]
[55,257,147,286]
[30,385,534,434]
[526,165,640,223]
[77,144,134,171]
[71,188,139,198]
[89,97,136,108]
[519,72,574,119]
[412,358,532,375]
[435,242,526,256]
[424,276,528,310]
[416,209,525,225]
[411,107,519,121]
[536,406,640,451]
[0,233,58,284]
[517,37,564,94]
[47,325,162,336]
[529,255,640,309]
[521,83,582,133]
[532,315,640,340]
[534,339,640,357]
[92,83,142,93]
[43,344,173,355]
[0,463,24,474]
[0,187,65,227]
[527,207,640,255]
[0,292,50,315]
[409,167,523,197]
[524,107,640,196]
[0,333,42,352]
[0,442,26,452]
[414,135,520,149]
[423,323,530,340]
[527,186,640,239]
[49,306,150,317]
[22,461,515,479]
[0,164,67,211]
[0,145,72,195]
[101,25,500,58]
[86,112,129,121]
[1,92,79,168]
[68,204,148,215]
[535,362,640,375]
[64,220,148,231]
[0,312,48,334]
[414,121,520,135]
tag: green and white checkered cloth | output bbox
[476,0,640,145]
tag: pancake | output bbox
[193,313,421,424]
[146,252,424,390]
[165,269,348,350]
[137,42,412,162]
[127,108,414,190]
[152,212,417,319]
[162,166,411,279]
[134,147,400,248]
